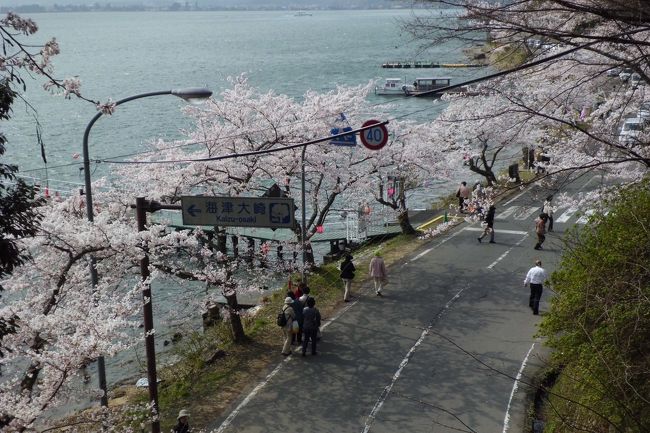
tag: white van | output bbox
[619,117,645,144]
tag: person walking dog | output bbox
[523,259,548,315]
[369,251,387,296]
[339,254,356,302]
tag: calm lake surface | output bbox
[7,9,484,181]
[4,9,488,397]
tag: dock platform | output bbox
[381,61,487,69]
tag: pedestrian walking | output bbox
[339,254,356,302]
[172,409,191,433]
[287,292,304,345]
[523,259,548,315]
[534,213,548,250]
[543,195,554,232]
[280,297,296,356]
[301,297,321,356]
[477,205,496,243]
[456,181,471,213]
[369,251,387,296]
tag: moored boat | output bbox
[404,77,453,96]
[374,78,411,95]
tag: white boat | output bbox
[374,78,411,95]
[404,77,453,96]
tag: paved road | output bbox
[208,178,595,433]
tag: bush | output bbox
[538,182,650,432]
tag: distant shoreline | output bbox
[1,4,433,14]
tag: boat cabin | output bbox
[412,77,452,91]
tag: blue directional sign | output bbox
[330,112,357,146]
[181,196,295,229]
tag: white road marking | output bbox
[411,229,464,262]
[361,287,466,433]
[463,227,528,235]
[212,300,357,433]
[575,209,594,224]
[504,189,527,205]
[514,206,540,220]
[555,207,578,223]
[496,206,518,220]
[502,342,536,433]
[487,234,529,269]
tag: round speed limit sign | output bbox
[360,119,389,150]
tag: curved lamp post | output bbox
[81,88,212,415]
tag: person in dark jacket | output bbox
[339,254,356,302]
[301,297,321,356]
[172,409,191,433]
[477,205,496,243]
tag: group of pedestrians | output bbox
[280,282,321,357]
[339,251,388,299]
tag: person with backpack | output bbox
[534,213,548,250]
[339,254,356,302]
[301,297,321,357]
[279,297,295,356]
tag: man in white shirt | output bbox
[523,259,548,315]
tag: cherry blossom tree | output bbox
[403,1,650,204]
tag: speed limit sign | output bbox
[360,119,389,150]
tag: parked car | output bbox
[630,73,644,87]
[618,117,645,144]
[638,101,650,120]
[619,68,634,81]
[606,67,621,77]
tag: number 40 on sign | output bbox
[360,119,389,150]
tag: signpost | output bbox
[181,196,295,229]
[330,113,357,146]
[360,119,389,150]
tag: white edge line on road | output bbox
[487,234,529,269]
[411,229,464,262]
[504,188,527,206]
[213,300,357,433]
[361,287,466,433]
[502,342,536,433]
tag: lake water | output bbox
[7,10,486,185]
[4,9,489,397]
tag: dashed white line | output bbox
[411,229,464,262]
[361,287,466,433]
[504,189,527,205]
[502,342,536,433]
[486,234,529,269]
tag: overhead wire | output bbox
[97,40,593,167]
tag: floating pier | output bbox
[381,61,487,69]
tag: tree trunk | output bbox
[398,210,417,235]
[224,290,246,343]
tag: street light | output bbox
[81,88,212,413]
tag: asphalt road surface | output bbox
[208,176,598,433]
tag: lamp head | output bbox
[171,87,212,104]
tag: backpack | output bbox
[276,309,288,327]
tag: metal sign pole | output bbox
[301,146,307,284]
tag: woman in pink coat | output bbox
[369,251,387,296]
